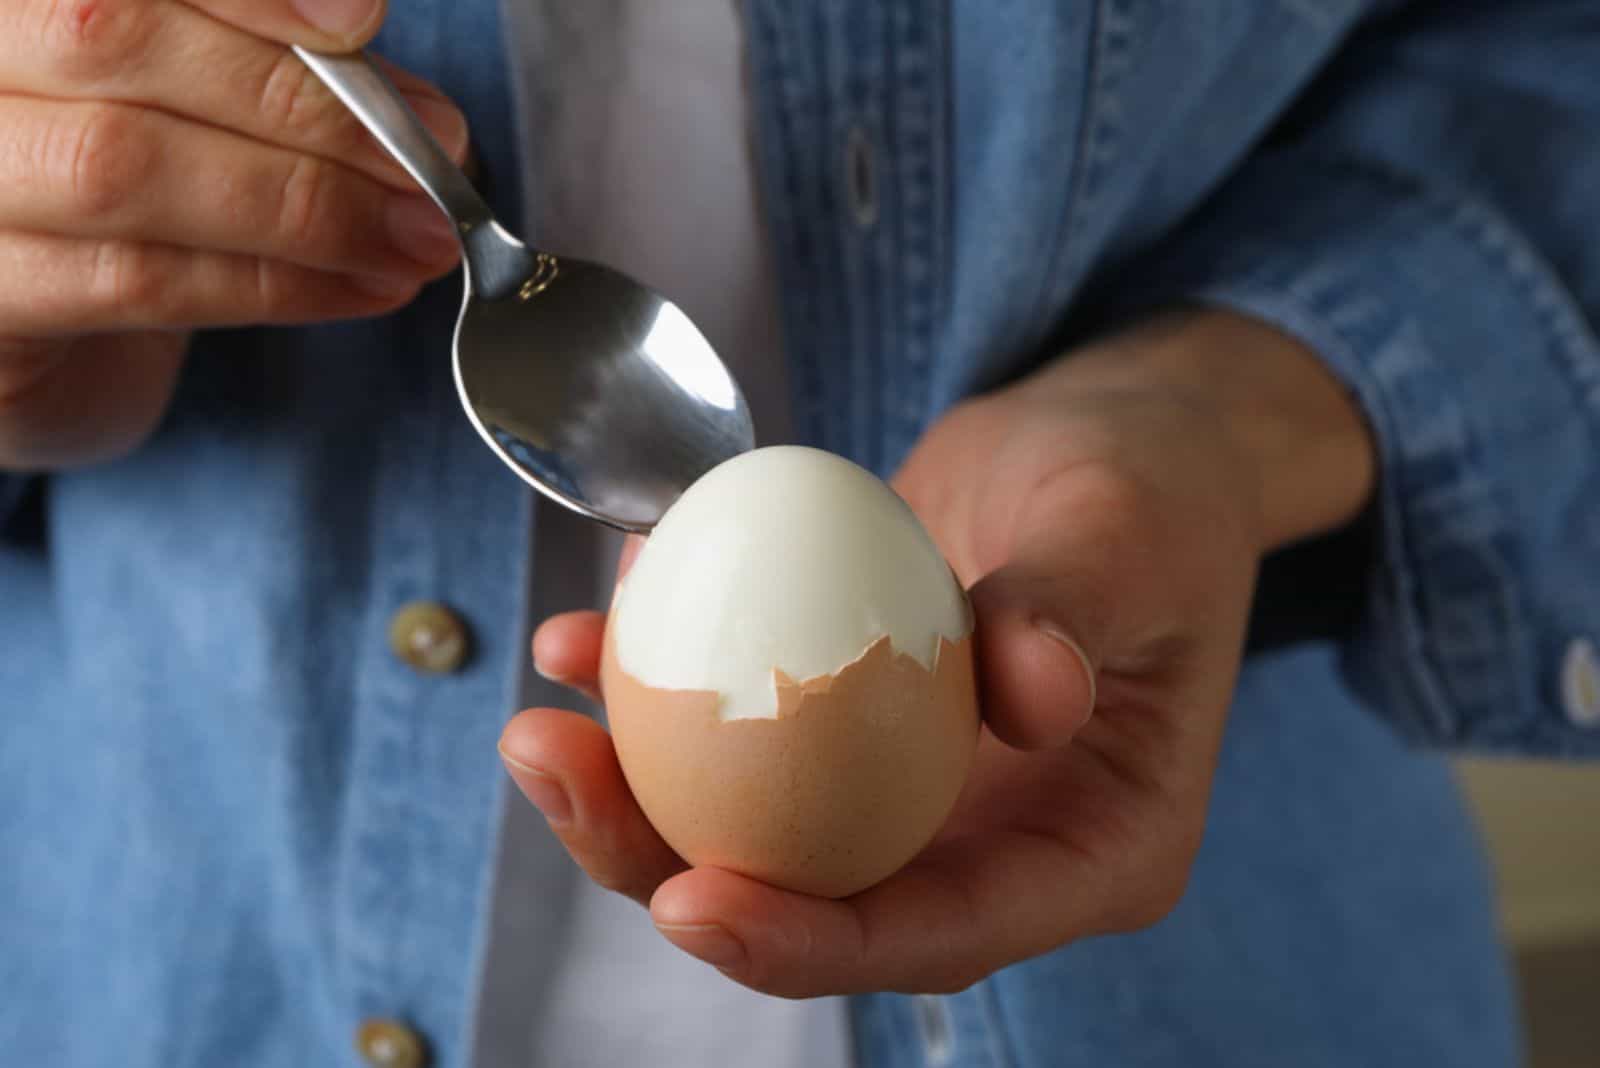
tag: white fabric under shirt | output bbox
[498,4,853,1067]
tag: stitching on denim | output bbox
[1199,142,1600,742]
[747,2,829,448]
[1066,0,1136,266]
[1437,195,1600,438]
[809,5,871,466]
[1199,268,1579,753]
[1297,158,1600,745]
[1287,153,1600,445]
[1021,0,1113,346]
[886,0,949,454]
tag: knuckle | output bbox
[61,105,153,219]
[1043,458,1169,557]
[88,240,166,317]
[35,0,154,82]
[1067,461,1156,522]
[251,258,295,322]
[274,154,337,251]
[258,51,358,154]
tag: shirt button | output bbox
[1562,638,1600,728]
[389,601,472,675]
[355,1018,428,1068]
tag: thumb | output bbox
[967,498,1120,752]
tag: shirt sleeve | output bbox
[1103,1,1600,755]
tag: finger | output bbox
[528,534,646,696]
[5,0,384,61]
[186,0,389,50]
[531,611,605,699]
[0,231,422,337]
[967,560,1101,752]
[0,330,186,470]
[0,97,459,278]
[650,831,1118,998]
[616,534,645,582]
[499,707,687,906]
[961,474,1163,752]
[0,3,467,192]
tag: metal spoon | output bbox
[294,48,754,533]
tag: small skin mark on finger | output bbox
[71,1,101,40]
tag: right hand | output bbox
[0,0,471,471]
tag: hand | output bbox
[501,309,1376,997]
[0,0,470,471]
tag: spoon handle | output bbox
[293,47,533,298]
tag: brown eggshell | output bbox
[601,627,979,899]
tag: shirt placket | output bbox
[746,0,949,478]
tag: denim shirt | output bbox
[6,1,1600,1066]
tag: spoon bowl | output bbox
[295,48,754,533]
[454,255,754,531]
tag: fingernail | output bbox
[1035,620,1098,710]
[350,273,419,300]
[386,196,460,266]
[405,95,470,162]
[656,922,748,971]
[292,0,381,39]
[499,747,573,825]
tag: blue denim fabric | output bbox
[6,0,1598,1064]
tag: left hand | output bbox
[500,309,1375,997]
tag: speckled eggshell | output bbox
[601,626,978,899]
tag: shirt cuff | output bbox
[1103,154,1600,756]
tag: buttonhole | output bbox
[846,125,879,229]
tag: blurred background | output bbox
[1457,760,1600,1068]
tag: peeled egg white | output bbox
[601,446,980,898]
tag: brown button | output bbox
[389,601,471,675]
[356,1018,428,1068]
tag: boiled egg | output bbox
[600,445,979,898]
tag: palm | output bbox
[507,383,1261,997]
